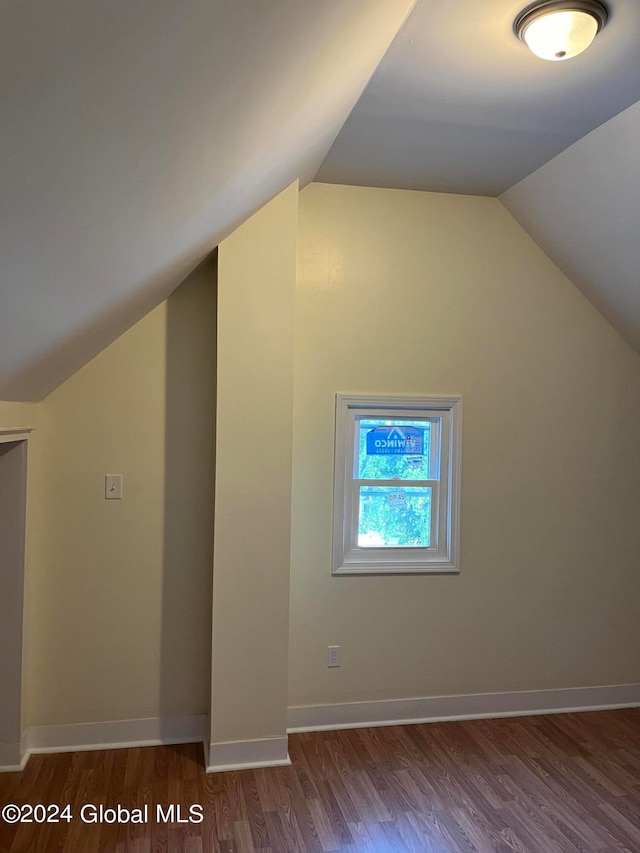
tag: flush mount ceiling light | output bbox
[515,0,608,61]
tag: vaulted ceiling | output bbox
[2,0,639,401]
[0,0,413,400]
[318,0,640,196]
[502,99,640,353]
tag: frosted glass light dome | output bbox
[515,2,608,62]
[524,10,597,60]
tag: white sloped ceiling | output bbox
[318,0,640,197]
[0,0,414,401]
[501,100,640,354]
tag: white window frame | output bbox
[332,394,462,575]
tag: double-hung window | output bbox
[332,394,462,575]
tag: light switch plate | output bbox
[105,474,123,500]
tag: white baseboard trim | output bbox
[22,714,208,758]
[0,742,27,773]
[287,683,640,733]
[206,736,290,773]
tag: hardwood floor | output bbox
[1,709,640,852]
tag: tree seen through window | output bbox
[356,419,433,548]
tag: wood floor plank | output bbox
[315,779,355,846]
[239,771,271,849]
[307,797,340,852]
[263,810,293,853]
[498,757,599,852]
[2,709,640,852]
[401,810,454,853]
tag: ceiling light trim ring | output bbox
[514,0,609,43]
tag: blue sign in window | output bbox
[366,425,424,456]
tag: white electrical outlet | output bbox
[105,474,123,500]
[327,645,341,667]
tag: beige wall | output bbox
[6,179,640,743]
[210,183,298,748]
[289,182,640,708]
[0,403,39,428]
[22,261,216,727]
